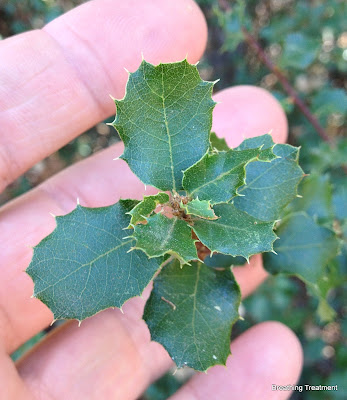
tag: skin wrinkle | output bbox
[43,21,111,117]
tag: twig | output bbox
[161,296,176,310]
[241,27,333,144]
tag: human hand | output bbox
[0,1,303,399]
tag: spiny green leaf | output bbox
[233,144,304,221]
[209,132,230,151]
[132,213,197,265]
[183,146,275,205]
[235,133,277,161]
[143,259,241,371]
[182,199,217,220]
[191,203,277,260]
[264,212,339,283]
[113,59,216,191]
[26,200,163,321]
[127,192,169,227]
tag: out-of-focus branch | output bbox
[242,27,333,144]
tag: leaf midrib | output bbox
[161,64,176,191]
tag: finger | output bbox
[0,0,207,191]
[169,321,303,400]
[17,289,174,400]
[0,86,287,355]
[212,85,288,147]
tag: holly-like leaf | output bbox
[191,203,277,260]
[132,213,197,264]
[209,132,230,151]
[113,60,216,191]
[26,200,163,321]
[235,133,277,161]
[127,192,169,227]
[233,144,304,221]
[143,259,241,371]
[182,146,274,205]
[264,212,339,283]
[182,199,217,220]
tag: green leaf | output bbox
[235,133,277,161]
[26,200,163,321]
[311,88,347,123]
[209,132,230,151]
[113,60,216,191]
[183,146,274,205]
[127,192,169,227]
[182,199,217,220]
[288,174,334,224]
[234,144,304,221]
[204,253,246,268]
[191,203,277,260]
[279,33,320,70]
[132,213,197,265]
[264,212,339,283]
[333,178,347,220]
[143,259,241,371]
[264,212,340,322]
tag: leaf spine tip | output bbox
[50,319,56,326]
[271,250,278,255]
[296,194,303,198]
[109,94,116,101]
[49,212,56,218]
[120,307,124,314]
[123,67,130,74]
[76,197,80,205]
[113,156,120,161]
[78,320,82,327]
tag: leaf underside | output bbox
[27,200,163,321]
[113,59,216,191]
[143,259,241,371]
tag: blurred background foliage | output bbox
[1,0,346,399]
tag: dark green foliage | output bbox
[28,60,304,371]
